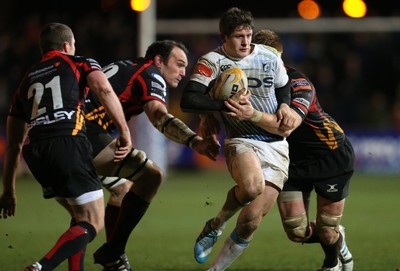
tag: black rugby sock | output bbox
[105,204,121,242]
[303,222,320,243]
[321,233,342,267]
[109,191,149,255]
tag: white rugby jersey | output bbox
[190,44,289,141]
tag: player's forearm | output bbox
[2,117,27,194]
[275,81,291,106]
[153,113,201,147]
[2,149,19,195]
[249,108,301,137]
[180,81,225,113]
[249,110,281,132]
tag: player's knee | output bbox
[151,164,163,183]
[75,221,98,242]
[77,212,104,234]
[282,213,309,243]
[142,162,164,187]
[107,181,132,206]
[317,211,342,245]
[240,180,264,203]
[107,180,132,196]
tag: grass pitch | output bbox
[1,170,399,270]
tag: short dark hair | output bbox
[39,23,74,54]
[145,40,188,64]
[219,7,254,37]
[253,29,283,52]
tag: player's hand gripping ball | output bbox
[210,67,248,100]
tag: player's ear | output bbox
[153,55,163,68]
[62,42,69,53]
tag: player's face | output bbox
[160,47,188,88]
[222,26,252,59]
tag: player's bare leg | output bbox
[278,192,351,270]
[207,182,279,271]
[194,150,264,263]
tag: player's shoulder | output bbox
[72,55,102,70]
[253,43,280,57]
[132,58,167,87]
[199,46,227,62]
[103,58,160,80]
[104,58,145,70]
[287,66,310,82]
[128,57,160,75]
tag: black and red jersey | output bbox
[286,66,346,163]
[84,58,167,132]
[9,50,100,142]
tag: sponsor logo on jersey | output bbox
[194,63,212,77]
[291,78,311,91]
[29,65,57,80]
[220,64,233,72]
[28,110,76,127]
[248,76,274,88]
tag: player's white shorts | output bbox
[57,189,104,205]
[224,138,289,190]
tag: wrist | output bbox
[3,189,16,196]
[250,109,263,123]
[188,135,202,148]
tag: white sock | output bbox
[340,238,352,261]
[208,229,250,271]
[32,262,42,270]
[216,222,227,232]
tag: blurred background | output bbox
[1,0,400,174]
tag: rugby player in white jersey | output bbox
[180,7,298,271]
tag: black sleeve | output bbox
[275,81,291,106]
[180,80,225,113]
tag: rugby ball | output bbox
[210,67,248,100]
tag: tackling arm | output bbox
[224,92,302,137]
[275,81,291,106]
[145,100,201,147]
[180,81,225,113]
[87,70,132,161]
[145,100,220,160]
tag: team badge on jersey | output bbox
[194,63,212,78]
[262,61,272,73]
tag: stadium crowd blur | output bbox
[1,0,400,171]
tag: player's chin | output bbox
[238,49,249,56]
